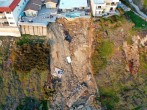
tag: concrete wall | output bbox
[4,0,29,27]
[0,27,21,37]
[24,10,38,17]
[91,0,119,16]
[20,25,47,36]
[45,2,57,8]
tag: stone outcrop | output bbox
[123,35,147,75]
[123,36,140,74]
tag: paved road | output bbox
[128,0,147,19]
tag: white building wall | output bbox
[91,0,119,16]
[4,12,16,26]
[4,0,29,27]
[91,0,95,16]
[45,2,57,8]
[12,0,29,25]
[24,10,38,17]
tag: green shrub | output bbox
[12,38,50,72]
[100,87,119,110]
[16,97,48,110]
[125,11,147,29]
[139,52,147,73]
[0,76,3,88]
[91,40,114,74]
[98,40,114,58]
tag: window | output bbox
[97,6,101,9]
[2,16,6,19]
[8,17,13,19]
[111,2,115,5]
[106,3,110,5]
[6,12,11,14]
[10,22,15,24]
[110,7,113,11]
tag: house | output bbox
[0,0,29,27]
[44,0,58,9]
[24,0,42,17]
[91,0,119,16]
[58,0,88,12]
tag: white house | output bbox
[59,0,89,12]
[0,0,29,27]
[44,0,58,9]
[91,0,119,16]
[24,0,42,17]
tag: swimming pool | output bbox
[66,12,81,18]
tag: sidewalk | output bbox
[128,0,147,20]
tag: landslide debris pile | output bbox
[47,20,100,110]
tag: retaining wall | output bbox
[20,25,47,36]
[0,27,21,37]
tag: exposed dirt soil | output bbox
[47,19,100,109]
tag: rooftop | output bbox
[0,0,13,7]
[24,0,42,11]
[0,0,20,12]
[59,0,88,9]
[44,0,58,3]
[94,0,119,4]
[94,0,104,4]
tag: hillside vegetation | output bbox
[91,14,147,110]
[0,36,52,110]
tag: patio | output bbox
[18,6,57,26]
[57,9,91,19]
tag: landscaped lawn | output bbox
[125,11,147,29]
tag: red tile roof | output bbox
[0,0,20,12]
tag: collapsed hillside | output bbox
[0,14,146,110]
[0,20,100,110]
[47,19,100,109]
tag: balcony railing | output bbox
[0,23,9,27]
